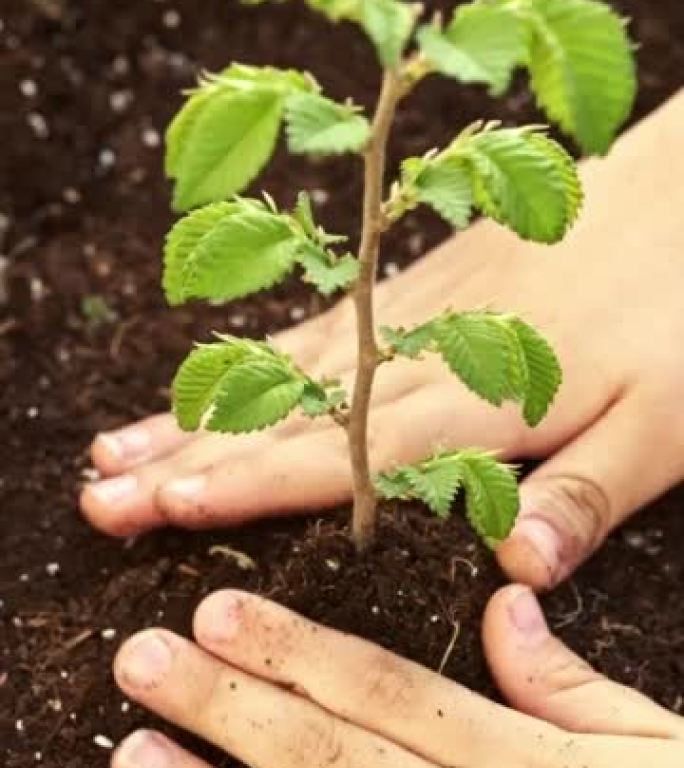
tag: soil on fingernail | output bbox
[2,1,684,767]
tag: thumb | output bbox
[483,584,684,740]
[497,392,684,590]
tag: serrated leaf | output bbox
[525,0,636,154]
[463,126,582,243]
[164,205,300,305]
[375,449,519,544]
[285,92,370,155]
[380,322,436,359]
[388,311,562,425]
[207,358,306,433]
[296,242,359,295]
[459,450,519,546]
[404,460,464,518]
[408,156,474,228]
[163,201,240,305]
[216,63,315,95]
[359,0,416,66]
[417,3,528,95]
[433,311,515,406]
[170,88,284,211]
[510,317,562,426]
[374,468,414,500]
[172,342,251,431]
[299,379,348,417]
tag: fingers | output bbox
[113,629,433,768]
[483,585,684,740]
[192,590,564,768]
[91,414,197,476]
[497,391,684,589]
[112,730,211,768]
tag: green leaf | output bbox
[404,460,464,519]
[296,242,359,295]
[171,340,255,430]
[285,92,370,155]
[304,0,360,20]
[417,3,528,95]
[380,322,436,359]
[375,449,519,544]
[459,450,519,547]
[525,0,636,155]
[163,201,240,305]
[207,359,306,433]
[433,311,516,406]
[404,155,474,228]
[299,379,348,417]
[215,63,315,95]
[358,0,416,66]
[463,126,582,243]
[170,88,284,211]
[386,310,562,426]
[510,317,562,426]
[164,202,300,305]
[172,338,306,434]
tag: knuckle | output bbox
[358,649,415,711]
[535,475,611,554]
[537,644,601,694]
[288,715,347,768]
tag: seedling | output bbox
[162,0,635,549]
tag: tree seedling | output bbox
[161,0,635,550]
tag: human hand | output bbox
[82,91,684,590]
[110,585,684,768]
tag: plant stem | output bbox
[348,69,406,550]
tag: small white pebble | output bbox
[93,735,114,750]
[16,719,24,732]
[383,262,400,277]
[69,712,77,721]
[62,187,81,204]
[101,628,117,640]
[34,752,42,761]
[162,9,181,28]
[45,562,60,577]
[430,614,440,624]
[111,55,130,77]
[310,188,329,205]
[371,605,380,615]
[325,558,340,572]
[48,698,62,712]
[20,573,29,582]
[109,90,132,113]
[60,670,69,679]
[13,616,23,627]
[30,276,46,300]
[141,127,160,148]
[229,314,246,328]
[27,112,49,139]
[98,148,116,169]
[289,306,306,322]
[26,406,39,419]
[20,79,38,98]
[121,701,130,713]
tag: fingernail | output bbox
[164,475,206,502]
[508,586,548,644]
[198,592,242,644]
[88,475,138,505]
[118,632,172,689]
[512,517,561,582]
[115,730,171,768]
[101,428,150,461]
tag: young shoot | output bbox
[161,0,636,550]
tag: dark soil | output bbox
[1,1,683,766]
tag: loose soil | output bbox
[1,1,683,766]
